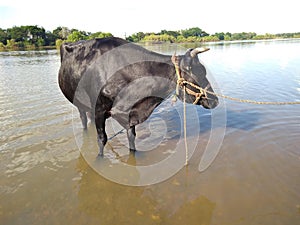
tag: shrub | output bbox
[55,39,64,48]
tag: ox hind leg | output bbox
[127,126,136,152]
[78,108,88,130]
[95,111,107,156]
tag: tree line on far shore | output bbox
[0,25,112,50]
[126,27,300,43]
[1,25,300,50]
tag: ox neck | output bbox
[161,54,179,82]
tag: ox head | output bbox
[172,48,218,109]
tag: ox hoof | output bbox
[97,151,104,157]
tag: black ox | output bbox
[58,37,218,156]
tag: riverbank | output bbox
[137,37,300,50]
[140,37,300,45]
[1,37,300,52]
[0,45,57,52]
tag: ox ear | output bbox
[190,47,210,57]
[64,45,74,53]
[63,42,84,53]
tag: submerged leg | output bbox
[127,126,136,152]
[87,111,95,124]
[78,108,87,129]
[95,112,107,156]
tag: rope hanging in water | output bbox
[183,86,189,166]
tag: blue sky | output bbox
[0,0,298,38]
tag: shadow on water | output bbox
[138,98,262,141]
[197,109,261,133]
[224,108,261,131]
[151,100,262,136]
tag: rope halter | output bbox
[171,54,208,105]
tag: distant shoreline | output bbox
[0,45,57,52]
[1,25,299,51]
[1,37,300,52]
[138,37,300,47]
[205,37,300,44]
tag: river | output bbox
[0,39,299,225]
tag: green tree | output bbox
[126,32,146,42]
[44,31,57,46]
[231,32,257,40]
[143,34,175,42]
[231,33,242,40]
[225,32,232,37]
[7,26,27,42]
[55,27,71,40]
[160,30,181,38]
[293,33,300,38]
[55,39,64,48]
[0,42,5,49]
[27,25,46,42]
[202,35,219,42]
[66,30,88,42]
[0,28,8,45]
[52,27,63,39]
[264,33,275,39]
[224,35,232,41]
[181,27,209,38]
[6,39,18,49]
[23,40,34,49]
[89,32,113,39]
[5,25,47,47]
[176,35,188,42]
[185,36,201,42]
[36,37,45,47]
[214,32,225,40]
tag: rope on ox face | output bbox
[171,53,209,105]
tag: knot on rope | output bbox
[177,78,185,87]
[194,93,202,104]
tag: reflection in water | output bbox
[0,40,300,225]
[76,155,215,225]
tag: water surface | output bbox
[0,40,299,225]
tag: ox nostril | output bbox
[211,99,219,109]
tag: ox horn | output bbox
[190,47,210,57]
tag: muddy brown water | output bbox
[0,40,299,225]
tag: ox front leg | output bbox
[127,126,136,152]
[95,112,107,157]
